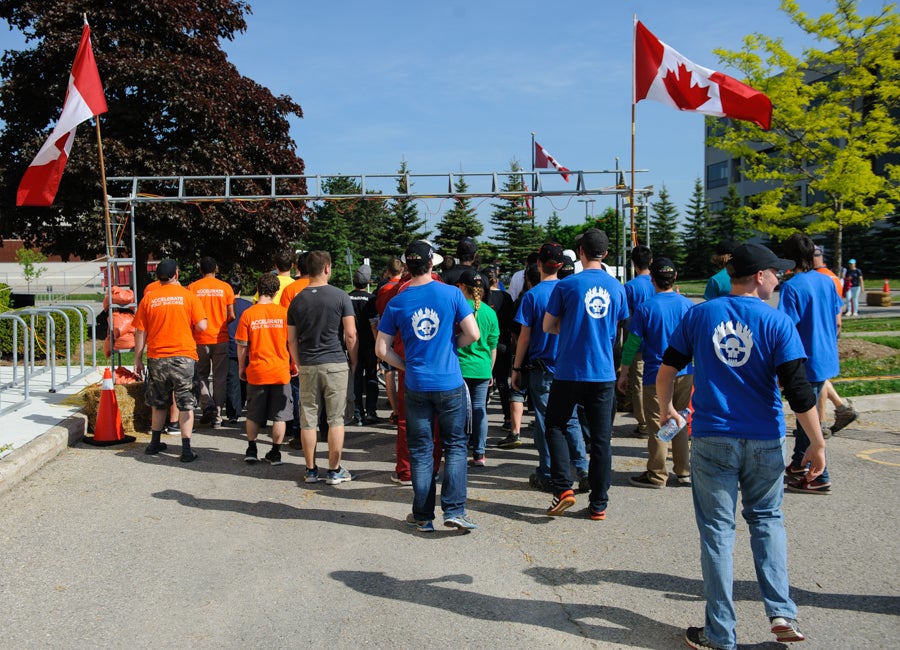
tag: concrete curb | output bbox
[0,412,86,498]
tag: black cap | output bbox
[558,257,576,279]
[715,239,738,255]
[576,228,609,259]
[649,257,677,282]
[456,237,477,258]
[155,259,177,281]
[458,267,484,289]
[538,242,565,267]
[402,240,443,267]
[727,243,795,277]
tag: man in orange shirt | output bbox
[236,273,294,465]
[189,256,236,428]
[133,259,208,462]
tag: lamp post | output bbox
[577,198,596,220]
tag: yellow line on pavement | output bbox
[856,448,900,467]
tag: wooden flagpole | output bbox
[630,15,637,253]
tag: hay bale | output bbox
[80,381,152,434]
[866,291,892,307]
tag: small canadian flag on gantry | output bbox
[634,20,772,130]
[17,22,108,207]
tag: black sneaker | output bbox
[529,473,553,492]
[145,441,168,455]
[629,472,665,489]
[244,445,258,463]
[496,433,522,449]
[180,451,199,463]
[684,626,726,649]
[264,449,283,466]
[577,470,590,494]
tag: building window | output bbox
[707,161,729,189]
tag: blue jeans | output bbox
[691,436,798,650]
[464,378,489,457]
[225,357,246,419]
[405,384,468,522]
[791,380,829,482]
[545,380,616,512]
[529,368,588,478]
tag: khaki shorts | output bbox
[145,356,196,411]
[297,362,349,429]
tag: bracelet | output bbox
[512,367,522,372]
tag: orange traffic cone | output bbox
[884,279,891,293]
[84,368,135,446]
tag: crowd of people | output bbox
[130,230,860,649]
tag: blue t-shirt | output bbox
[546,269,629,382]
[514,279,562,374]
[668,295,807,440]
[625,274,655,315]
[227,297,252,358]
[378,281,474,392]
[777,270,842,382]
[629,291,695,385]
[704,268,732,300]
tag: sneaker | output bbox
[684,626,726,650]
[304,466,320,483]
[199,408,216,425]
[264,449,283,466]
[547,489,576,516]
[225,417,239,426]
[364,414,381,425]
[496,433,522,449]
[632,426,649,438]
[326,466,353,485]
[180,451,199,463]
[786,476,832,494]
[529,473,553,492]
[388,412,399,425]
[145,441,168,455]
[577,470,590,494]
[629,472,665,489]
[244,445,258,463]
[821,425,833,440]
[588,508,606,521]
[405,513,434,533]
[770,616,806,643]
[675,474,692,485]
[164,421,180,435]
[288,437,303,450]
[444,514,478,530]
[470,453,485,467]
[501,420,512,432]
[390,473,412,486]
[785,461,809,477]
[831,400,858,433]
[351,414,363,427]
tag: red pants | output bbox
[394,370,442,480]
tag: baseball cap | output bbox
[538,242,565,267]
[848,258,856,265]
[155,259,177,281]
[576,228,609,259]
[813,246,824,257]
[727,243,795,277]
[353,263,372,286]
[714,239,738,255]
[402,240,444,267]
[458,267,484,288]
[456,237,477,258]
[649,257,677,282]
[558,257,576,279]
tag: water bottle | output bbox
[657,409,691,442]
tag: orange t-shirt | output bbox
[279,277,310,308]
[235,302,290,385]
[188,276,235,344]
[133,284,207,359]
[816,267,843,299]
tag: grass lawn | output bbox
[834,334,900,395]
[842,317,900,332]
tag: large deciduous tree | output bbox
[709,0,900,270]
[0,1,306,284]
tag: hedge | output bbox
[0,289,89,359]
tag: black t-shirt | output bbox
[348,289,376,352]
[287,284,354,365]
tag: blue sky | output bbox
[1,1,872,237]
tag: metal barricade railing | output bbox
[53,302,98,378]
[0,312,32,415]
[12,306,95,393]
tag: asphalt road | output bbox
[0,401,897,649]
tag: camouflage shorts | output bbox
[145,356,197,411]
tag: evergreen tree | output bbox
[304,177,353,287]
[435,175,482,252]
[386,160,429,254]
[709,184,754,244]
[544,212,564,245]
[0,2,305,286]
[649,185,683,265]
[680,178,713,278]
[489,160,543,267]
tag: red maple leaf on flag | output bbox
[662,63,710,110]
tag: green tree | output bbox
[544,212,564,244]
[385,160,429,254]
[15,247,47,292]
[0,2,306,288]
[435,175,482,253]
[489,160,544,267]
[681,178,713,278]
[710,0,900,270]
[649,185,683,265]
[709,184,755,244]
[304,177,354,287]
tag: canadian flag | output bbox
[634,20,771,130]
[17,23,108,207]
[534,141,570,182]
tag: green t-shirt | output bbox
[457,299,499,379]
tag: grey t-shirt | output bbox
[287,284,354,366]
